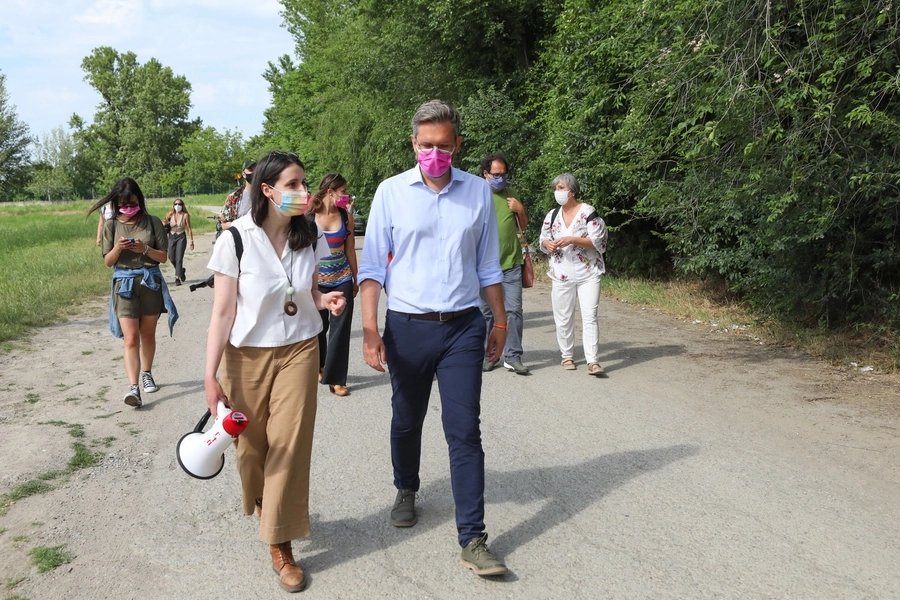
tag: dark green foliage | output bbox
[532,0,899,326]
[268,0,898,328]
[0,71,32,195]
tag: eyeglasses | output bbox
[174,203,184,207]
[416,143,455,154]
[489,172,507,178]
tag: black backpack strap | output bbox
[226,226,243,274]
[310,220,318,253]
[585,210,599,223]
[550,206,561,238]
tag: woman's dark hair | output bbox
[308,173,347,215]
[88,177,149,226]
[250,151,316,251]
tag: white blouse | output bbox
[538,203,608,283]
[207,215,330,348]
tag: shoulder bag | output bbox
[515,213,534,289]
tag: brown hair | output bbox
[308,173,347,215]
[164,198,191,221]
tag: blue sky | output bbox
[0,0,297,144]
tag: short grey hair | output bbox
[412,100,460,138]
[552,173,580,197]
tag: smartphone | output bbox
[125,238,135,243]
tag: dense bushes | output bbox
[267,0,900,328]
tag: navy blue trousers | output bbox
[383,308,486,547]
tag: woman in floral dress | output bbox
[538,173,609,376]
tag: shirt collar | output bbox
[404,165,463,190]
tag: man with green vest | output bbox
[480,151,530,375]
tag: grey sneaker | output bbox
[141,370,159,393]
[503,360,530,375]
[460,534,508,576]
[390,488,417,527]
[482,359,498,372]
[124,385,142,408]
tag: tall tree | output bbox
[0,71,32,196]
[27,126,78,200]
[266,0,556,204]
[170,126,246,192]
[74,47,200,190]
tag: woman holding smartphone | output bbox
[89,177,177,408]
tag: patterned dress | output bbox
[317,216,353,288]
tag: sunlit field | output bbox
[0,198,219,344]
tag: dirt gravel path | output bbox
[1,231,899,599]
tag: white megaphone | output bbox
[176,401,248,479]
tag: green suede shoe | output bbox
[503,360,530,375]
[390,488,417,527]
[460,534,508,576]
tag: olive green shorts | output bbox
[113,276,163,319]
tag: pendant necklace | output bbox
[283,246,298,316]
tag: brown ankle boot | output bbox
[270,542,306,592]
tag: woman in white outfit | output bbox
[538,173,608,376]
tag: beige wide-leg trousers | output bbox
[221,336,318,544]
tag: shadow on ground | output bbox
[299,444,699,576]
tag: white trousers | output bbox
[550,275,601,364]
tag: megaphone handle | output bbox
[194,410,212,433]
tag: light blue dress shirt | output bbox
[358,166,503,313]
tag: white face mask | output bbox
[174,205,183,213]
[554,190,570,206]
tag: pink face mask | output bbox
[119,205,141,217]
[417,147,453,178]
[335,194,350,209]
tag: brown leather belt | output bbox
[389,306,477,322]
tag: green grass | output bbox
[5,577,26,589]
[0,199,218,344]
[92,436,116,448]
[0,440,104,515]
[66,443,100,471]
[36,470,65,481]
[23,394,39,404]
[0,481,52,515]
[38,421,85,438]
[28,545,74,573]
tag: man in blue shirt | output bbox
[359,100,509,577]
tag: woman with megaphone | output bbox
[204,151,345,593]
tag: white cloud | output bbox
[73,0,143,26]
